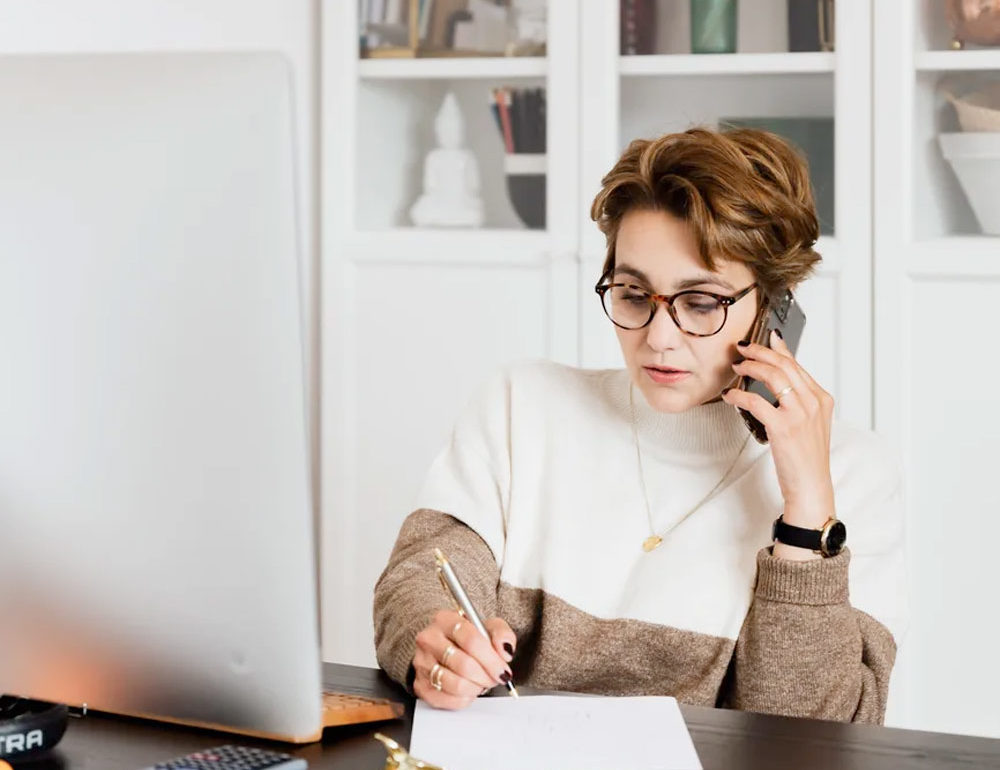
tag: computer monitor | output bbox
[0,52,325,741]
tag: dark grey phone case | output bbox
[737,290,807,444]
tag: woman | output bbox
[373,127,906,724]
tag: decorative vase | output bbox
[690,0,737,54]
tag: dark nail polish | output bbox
[499,671,512,684]
[721,387,731,396]
[733,355,745,365]
[773,328,783,340]
[503,642,514,657]
[737,340,750,347]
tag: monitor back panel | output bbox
[0,52,322,741]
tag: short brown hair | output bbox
[590,126,821,299]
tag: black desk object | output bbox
[24,663,1000,770]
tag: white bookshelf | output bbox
[910,238,1000,277]
[813,234,840,272]
[619,51,834,76]
[358,55,547,79]
[875,0,1000,740]
[916,49,1000,71]
[325,5,982,742]
[343,227,550,266]
[328,5,575,238]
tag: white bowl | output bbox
[938,132,1000,235]
[944,82,1000,132]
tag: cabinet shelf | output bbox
[344,228,552,266]
[619,52,834,77]
[915,50,1000,72]
[357,56,547,80]
[909,238,1000,278]
[341,231,843,272]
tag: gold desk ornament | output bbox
[374,732,445,770]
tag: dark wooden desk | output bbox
[21,663,1000,770]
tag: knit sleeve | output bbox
[373,509,502,690]
[372,370,512,690]
[726,433,907,724]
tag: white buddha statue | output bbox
[409,91,484,228]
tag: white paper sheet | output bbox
[409,695,703,770]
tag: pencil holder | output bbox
[504,153,546,230]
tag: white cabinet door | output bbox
[874,0,1000,739]
[901,276,1000,738]
[321,252,577,665]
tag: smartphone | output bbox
[736,289,807,444]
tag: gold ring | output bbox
[441,644,457,666]
[452,621,463,637]
[775,385,794,401]
[430,663,444,691]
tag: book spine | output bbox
[419,0,434,40]
[495,88,515,154]
[636,0,655,55]
[621,0,639,56]
[788,0,821,52]
[384,0,404,25]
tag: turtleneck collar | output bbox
[609,369,750,460]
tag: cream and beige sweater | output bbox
[374,360,907,723]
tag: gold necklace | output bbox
[629,383,751,553]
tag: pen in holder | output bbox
[504,153,546,230]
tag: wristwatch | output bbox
[771,515,847,557]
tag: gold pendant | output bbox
[642,535,663,552]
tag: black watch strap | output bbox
[771,515,847,557]
[772,515,821,550]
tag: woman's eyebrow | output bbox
[614,264,735,292]
[612,264,652,285]
[674,274,735,291]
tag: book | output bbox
[620,0,656,56]
[788,0,821,52]
[489,87,546,154]
[419,0,434,41]
[495,87,514,153]
[384,0,405,25]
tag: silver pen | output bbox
[434,547,519,697]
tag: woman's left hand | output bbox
[722,329,836,544]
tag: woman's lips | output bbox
[644,366,691,384]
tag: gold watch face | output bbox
[822,520,847,555]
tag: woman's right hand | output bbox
[412,609,516,710]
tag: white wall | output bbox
[0,0,321,520]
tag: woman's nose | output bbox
[644,302,685,351]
